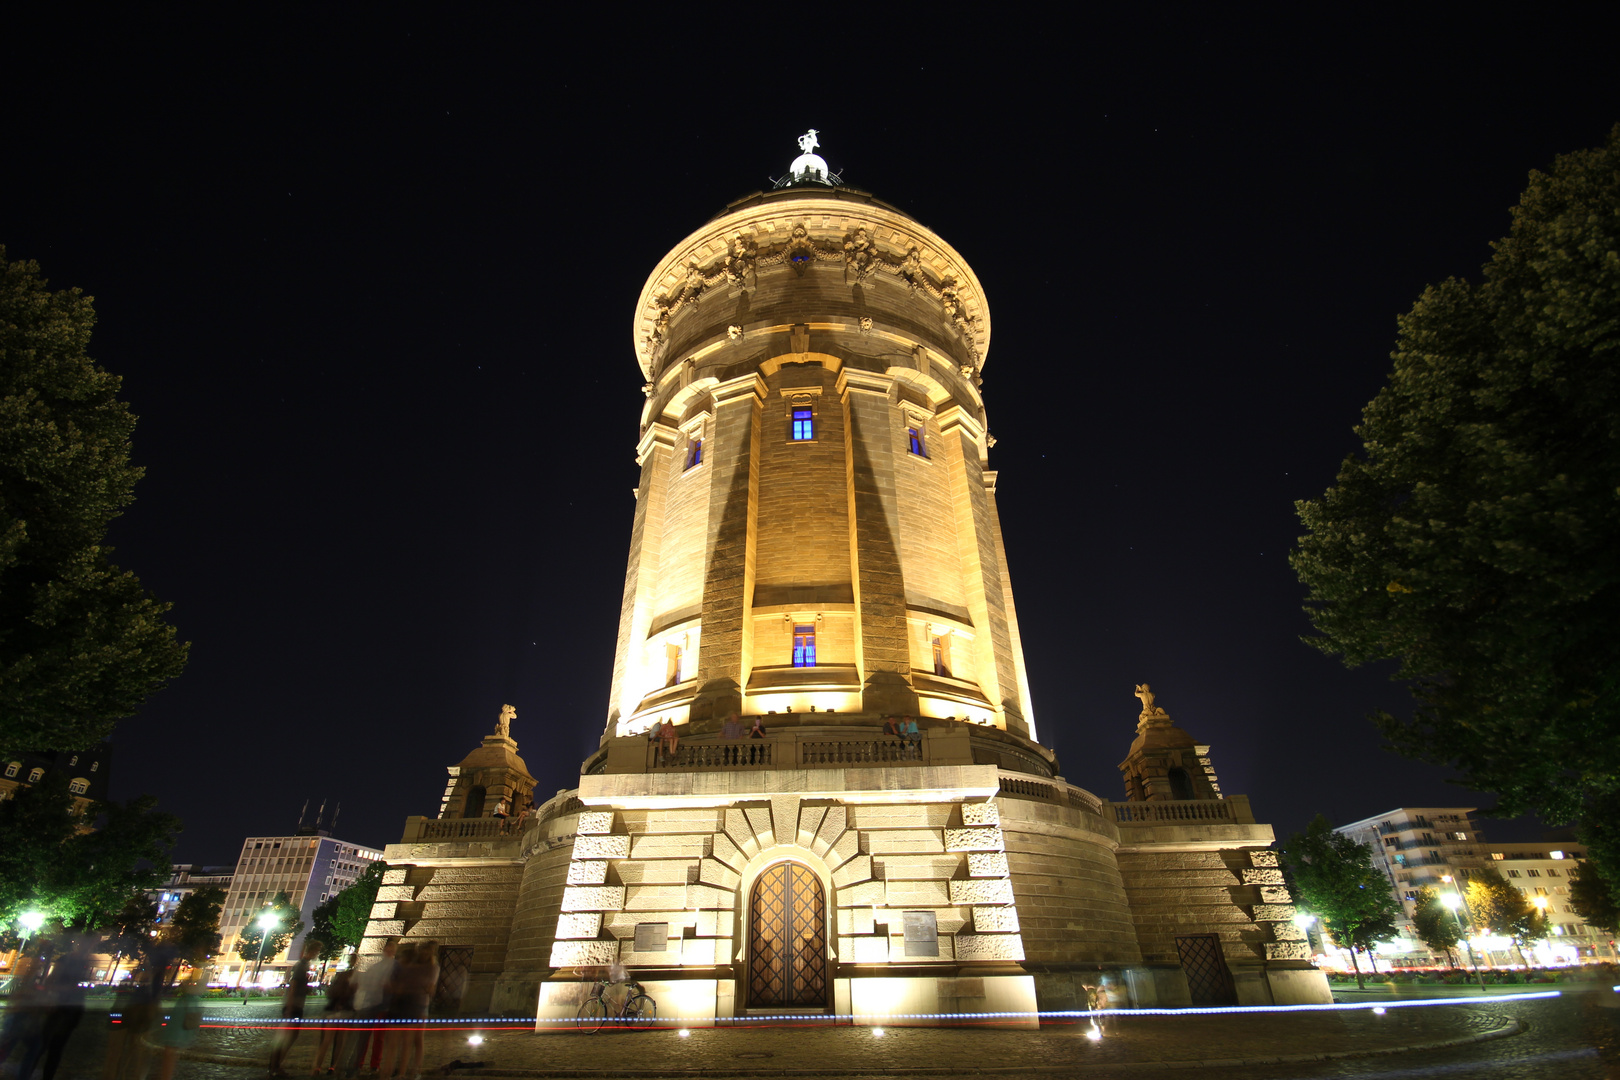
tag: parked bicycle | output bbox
[576,976,657,1032]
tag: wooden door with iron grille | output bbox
[748,862,827,1007]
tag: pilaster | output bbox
[607,423,677,738]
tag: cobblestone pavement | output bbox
[7,991,1616,1078]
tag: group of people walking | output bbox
[287,938,439,1079]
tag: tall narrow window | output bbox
[666,642,685,686]
[686,438,703,469]
[792,624,817,667]
[792,407,814,440]
[931,635,949,676]
[907,426,926,457]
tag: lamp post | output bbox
[16,910,45,951]
[1440,876,1487,991]
[1528,895,1550,969]
[250,911,280,989]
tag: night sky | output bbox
[7,12,1616,864]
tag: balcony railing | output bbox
[1110,799,1239,824]
[415,817,514,840]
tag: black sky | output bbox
[6,10,1616,863]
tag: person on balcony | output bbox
[658,718,680,763]
[899,717,921,755]
[883,716,903,741]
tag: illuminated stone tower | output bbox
[362,135,1329,1021]
[603,130,1033,744]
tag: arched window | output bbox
[1168,767,1194,801]
[463,785,487,818]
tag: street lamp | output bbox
[17,910,45,949]
[1440,876,1487,990]
[1293,913,1319,955]
[251,911,280,988]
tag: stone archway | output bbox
[747,861,828,1008]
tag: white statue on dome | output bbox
[496,703,515,739]
[797,129,820,154]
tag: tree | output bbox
[1411,885,1462,966]
[1290,128,1620,885]
[235,891,304,983]
[0,248,188,757]
[161,886,225,973]
[1464,867,1548,967]
[1281,815,1403,989]
[1568,860,1620,935]
[0,775,180,930]
[105,891,159,984]
[310,860,387,960]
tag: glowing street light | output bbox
[250,910,280,986]
[17,910,46,949]
[1440,875,1488,990]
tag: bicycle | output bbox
[575,977,657,1032]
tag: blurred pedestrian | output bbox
[268,939,318,1077]
[381,941,436,1079]
[153,972,203,1080]
[310,962,354,1076]
[0,948,44,1074]
[342,940,395,1078]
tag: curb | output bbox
[174,1018,1523,1076]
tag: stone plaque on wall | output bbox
[633,922,669,953]
[903,911,939,957]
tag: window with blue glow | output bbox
[792,625,817,667]
[908,426,926,457]
[686,438,703,469]
[792,407,814,440]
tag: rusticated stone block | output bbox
[887,879,950,907]
[868,830,946,855]
[375,885,415,902]
[554,913,602,939]
[560,886,626,912]
[711,832,747,872]
[960,801,1000,826]
[944,827,1004,852]
[369,902,397,920]
[798,805,826,848]
[381,869,408,885]
[745,807,775,848]
[838,880,885,907]
[1249,850,1279,868]
[949,878,1014,905]
[576,811,614,834]
[567,861,608,885]
[832,855,872,888]
[630,834,706,859]
[685,884,733,909]
[550,939,617,967]
[827,830,860,869]
[1271,923,1306,941]
[365,920,405,937]
[972,905,1020,932]
[812,806,847,857]
[967,852,1008,878]
[1265,941,1311,961]
[725,809,760,858]
[573,834,631,860]
[1253,904,1296,922]
[699,858,741,890]
[1241,868,1284,886]
[954,933,1025,961]
[880,855,963,880]
[771,795,801,846]
[1259,885,1292,904]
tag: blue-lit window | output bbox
[686,438,703,469]
[792,625,817,667]
[792,407,814,441]
[908,426,926,457]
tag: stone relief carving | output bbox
[784,222,817,276]
[724,233,757,288]
[843,227,879,284]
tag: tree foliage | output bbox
[0,775,180,930]
[1411,885,1462,963]
[310,860,386,960]
[1568,860,1620,935]
[1464,866,1548,963]
[0,248,188,756]
[235,891,303,965]
[162,885,225,965]
[1281,815,1403,988]
[1291,128,1620,862]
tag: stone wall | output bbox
[490,815,578,1015]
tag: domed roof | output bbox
[773,130,842,189]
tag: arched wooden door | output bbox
[748,862,828,1007]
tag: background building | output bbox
[217,812,382,984]
[1,743,112,815]
[361,137,1330,1021]
[153,863,236,925]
